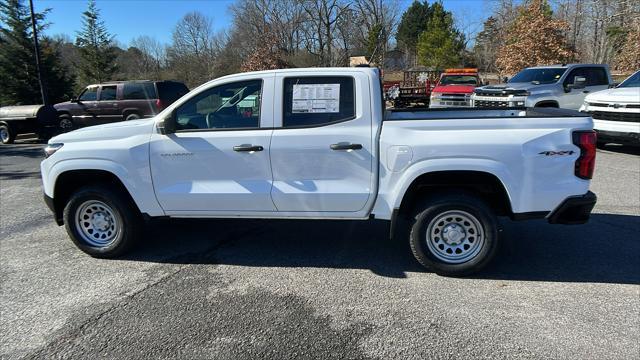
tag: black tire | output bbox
[409,192,499,276]
[0,124,15,144]
[58,114,75,133]
[63,185,141,258]
[125,113,141,121]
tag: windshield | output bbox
[509,68,566,84]
[439,75,478,85]
[618,71,640,88]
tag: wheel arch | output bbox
[397,170,513,217]
[534,100,559,108]
[50,169,142,225]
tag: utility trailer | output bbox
[0,105,58,144]
[386,69,442,108]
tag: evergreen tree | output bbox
[75,0,117,84]
[396,0,432,53]
[0,0,74,105]
[415,2,464,69]
[365,23,384,65]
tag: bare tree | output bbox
[167,11,224,87]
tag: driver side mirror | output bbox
[502,76,509,83]
[570,76,586,90]
[158,112,176,135]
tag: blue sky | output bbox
[35,0,490,47]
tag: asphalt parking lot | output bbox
[1,139,639,359]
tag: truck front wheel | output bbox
[63,185,141,258]
[409,193,499,276]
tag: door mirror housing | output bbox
[158,112,176,135]
[571,76,586,89]
[502,76,509,83]
[565,76,587,92]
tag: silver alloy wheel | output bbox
[75,200,120,247]
[59,118,73,131]
[0,128,8,142]
[425,210,485,264]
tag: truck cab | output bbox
[471,64,613,109]
[429,68,480,108]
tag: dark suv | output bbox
[54,80,189,130]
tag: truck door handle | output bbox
[233,144,263,152]
[583,90,590,94]
[330,143,363,150]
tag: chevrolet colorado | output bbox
[41,68,597,276]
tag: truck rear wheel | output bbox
[0,124,15,144]
[63,185,141,258]
[409,193,499,276]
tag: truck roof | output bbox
[528,63,609,69]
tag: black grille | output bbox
[475,100,509,108]
[588,111,640,123]
[474,91,506,97]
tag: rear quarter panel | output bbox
[373,115,594,219]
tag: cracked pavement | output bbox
[1,140,639,359]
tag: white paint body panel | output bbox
[41,67,593,223]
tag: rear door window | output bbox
[99,85,117,101]
[123,82,157,100]
[586,67,608,86]
[283,76,355,128]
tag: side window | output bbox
[564,68,587,86]
[123,83,157,100]
[174,79,262,131]
[283,76,355,128]
[99,86,117,101]
[78,87,98,101]
[586,67,608,86]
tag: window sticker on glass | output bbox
[292,84,340,113]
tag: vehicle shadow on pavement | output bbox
[127,213,639,285]
[0,143,44,158]
[597,145,640,156]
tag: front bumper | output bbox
[44,193,63,225]
[547,191,597,225]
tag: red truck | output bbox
[429,68,482,108]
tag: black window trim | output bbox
[173,78,265,133]
[280,75,357,130]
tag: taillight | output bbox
[155,99,164,110]
[572,130,597,179]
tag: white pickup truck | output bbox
[41,67,598,276]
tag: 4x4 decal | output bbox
[539,150,575,156]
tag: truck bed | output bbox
[374,106,593,219]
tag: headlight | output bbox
[43,143,63,158]
[430,92,442,99]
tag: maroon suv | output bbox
[54,80,189,130]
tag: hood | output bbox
[53,101,74,110]
[49,118,155,144]
[585,87,640,104]
[432,84,475,94]
[476,82,557,94]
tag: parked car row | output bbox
[390,64,638,147]
[0,80,188,144]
